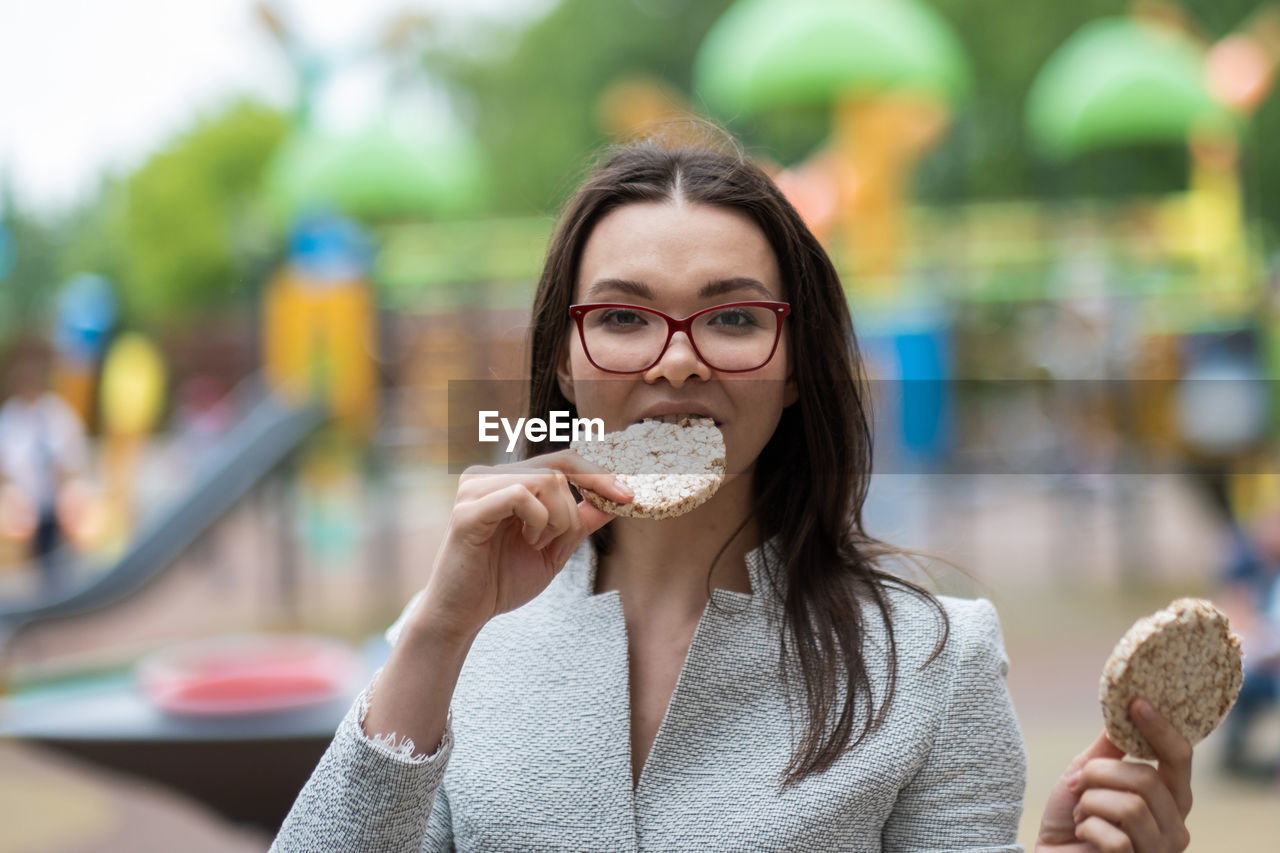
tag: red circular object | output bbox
[136,634,361,716]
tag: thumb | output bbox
[578,498,617,537]
[552,498,617,564]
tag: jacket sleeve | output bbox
[270,667,455,852]
[880,597,1028,852]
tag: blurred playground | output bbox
[3,0,1280,849]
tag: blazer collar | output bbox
[560,533,786,604]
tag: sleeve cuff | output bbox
[352,666,454,766]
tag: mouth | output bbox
[634,413,722,428]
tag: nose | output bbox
[643,330,712,387]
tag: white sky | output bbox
[0,0,550,214]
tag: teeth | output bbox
[643,414,709,425]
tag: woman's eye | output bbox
[708,308,759,327]
[599,309,647,327]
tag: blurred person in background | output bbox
[0,346,91,594]
[1218,504,1280,779]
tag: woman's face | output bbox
[558,200,798,478]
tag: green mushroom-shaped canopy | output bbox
[1026,17,1237,161]
[263,123,488,223]
[694,0,971,115]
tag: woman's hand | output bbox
[411,450,634,644]
[1036,697,1193,852]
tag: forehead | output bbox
[575,201,782,303]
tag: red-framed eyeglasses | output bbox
[568,301,791,374]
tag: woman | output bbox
[273,138,1194,851]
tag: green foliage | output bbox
[917,0,1127,198]
[424,0,740,214]
[115,99,288,324]
[10,0,1280,329]
[58,178,129,295]
[0,180,62,344]
[423,0,1280,237]
[921,0,1279,227]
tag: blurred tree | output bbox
[924,0,1279,239]
[422,0,739,213]
[0,179,61,345]
[113,99,288,325]
[919,0,1130,201]
[58,177,129,298]
[424,0,1278,240]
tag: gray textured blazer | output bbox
[272,536,1027,852]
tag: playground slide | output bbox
[0,387,326,644]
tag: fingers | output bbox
[1074,814,1135,853]
[1066,713,1195,853]
[1075,806,1190,853]
[455,458,630,566]
[548,499,615,565]
[459,483,551,538]
[1129,697,1194,817]
[1073,785,1162,851]
[532,471,581,551]
[1074,759,1183,840]
[456,471,570,543]
[524,448,636,505]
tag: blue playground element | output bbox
[54,274,118,363]
[288,213,372,282]
[858,299,954,471]
[895,322,952,459]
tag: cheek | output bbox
[774,327,793,378]
[567,331,611,378]
[564,346,634,431]
[566,339,611,394]
[724,415,784,477]
[722,379,789,476]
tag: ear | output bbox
[556,348,576,405]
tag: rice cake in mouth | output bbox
[570,417,726,520]
[1099,598,1244,760]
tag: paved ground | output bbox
[1,468,1277,851]
[0,741,270,853]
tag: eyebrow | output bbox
[584,277,776,301]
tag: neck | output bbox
[594,468,759,627]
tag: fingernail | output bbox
[613,478,634,498]
[1134,698,1154,721]
[1066,769,1082,793]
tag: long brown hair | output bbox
[521,133,952,787]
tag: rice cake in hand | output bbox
[570,417,725,520]
[1099,598,1244,760]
